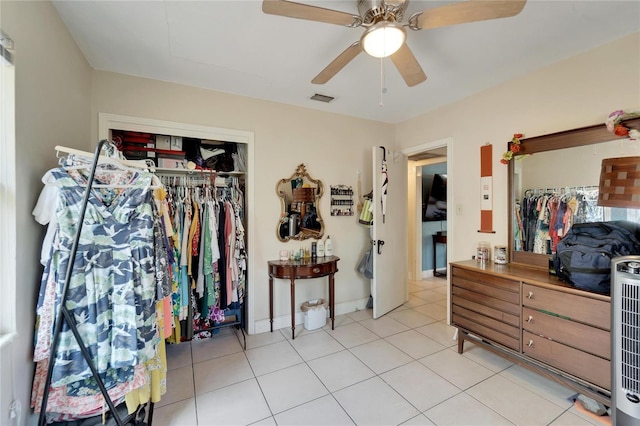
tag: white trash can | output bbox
[301,299,327,330]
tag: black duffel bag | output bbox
[553,221,640,294]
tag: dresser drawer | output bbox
[522,307,610,359]
[454,313,520,351]
[453,294,519,327]
[452,267,520,304]
[454,304,520,338]
[523,331,610,390]
[522,283,610,330]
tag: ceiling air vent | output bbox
[310,93,335,103]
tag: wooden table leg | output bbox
[269,276,274,333]
[329,273,335,330]
[290,276,296,339]
[432,235,437,277]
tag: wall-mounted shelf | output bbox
[331,185,354,216]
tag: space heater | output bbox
[612,256,640,425]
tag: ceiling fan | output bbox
[262,0,527,87]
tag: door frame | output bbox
[403,137,453,323]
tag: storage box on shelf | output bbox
[112,130,186,167]
[450,260,611,405]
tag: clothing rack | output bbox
[39,140,153,426]
[156,169,247,350]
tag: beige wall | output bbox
[90,71,396,330]
[397,32,640,263]
[1,1,92,424]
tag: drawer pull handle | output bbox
[528,340,534,348]
[526,315,533,323]
[527,291,534,299]
[313,267,320,273]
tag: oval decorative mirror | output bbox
[276,164,324,241]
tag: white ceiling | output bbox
[52,1,640,124]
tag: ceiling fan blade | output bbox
[262,0,359,27]
[390,44,427,87]
[416,0,526,30]
[312,42,363,84]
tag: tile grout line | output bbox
[167,277,569,425]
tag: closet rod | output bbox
[40,140,127,426]
[523,185,599,196]
[158,174,234,188]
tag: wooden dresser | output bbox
[451,260,611,404]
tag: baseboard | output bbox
[252,297,369,335]
[421,270,433,279]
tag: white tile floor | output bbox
[153,277,603,426]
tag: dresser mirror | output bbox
[276,163,324,242]
[508,117,640,270]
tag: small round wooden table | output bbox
[267,256,340,339]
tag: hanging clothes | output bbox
[31,149,169,422]
[516,187,603,254]
[159,174,246,342]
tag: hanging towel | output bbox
[359,198,373,226]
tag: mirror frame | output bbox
[276,163,325,242]
[508,117,640,270]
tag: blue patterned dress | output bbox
[36,167,159,391]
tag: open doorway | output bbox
[404,138,452,283]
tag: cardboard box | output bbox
[158,158,185,169]
[155,135,171,150]
[170,136,183,151]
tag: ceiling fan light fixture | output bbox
[361,21,406,58]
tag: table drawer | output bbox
[522,283,610,330]
[268,261,337,279]
[523,331,610,390]
[293,262,337,278]
[522,307,610,359]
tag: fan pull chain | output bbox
[379,58,387,107]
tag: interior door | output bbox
[372,146,408,319]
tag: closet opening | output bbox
[98,113,255,335]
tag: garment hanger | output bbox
[56,145,160,189]
[56,145,151,170]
